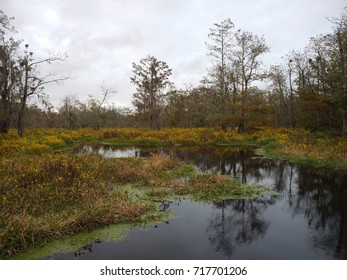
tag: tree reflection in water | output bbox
[291,167,347,259]
[203,148,347,259]
[206,198,275,257]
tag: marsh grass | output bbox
[0,152,267,258]
[0,154,149,258]
[251,128,347,170]
[1,127,345,169]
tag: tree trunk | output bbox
[288,66,295,128]
[343,109,347,136]
[237,99,245,134]
[0,99,11,133]
[0,118,10,134]
[17,112,24,137]
[0,66,11,133]
[237,122,244,134]
[17,97,27,137]
[150,113,154,129]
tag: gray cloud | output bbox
[1,0,346,108]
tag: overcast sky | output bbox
[2,0,346,109]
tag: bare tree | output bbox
[60,95,80,129]
[16,45,68,136]
[0,10,15,35]
[268,64,290,127]
[288,59,296,128]
[205,18,234,131]
[87,84,117,130]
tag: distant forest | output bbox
[1,8,347,136]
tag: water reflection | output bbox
[207,198,274,257]
[69,145,347,259]
[292,167,347,259]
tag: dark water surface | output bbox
[48,145,347,259]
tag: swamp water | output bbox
[26,145,347,259]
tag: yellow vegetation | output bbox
[1,126,346,257]
[1,127,346,166]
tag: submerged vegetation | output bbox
[0,127,346,258]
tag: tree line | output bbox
[1,8,347,136]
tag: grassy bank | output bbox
[1,127,345,169]
[1,127,346,258]
[252,128,347,170]
[0,152,266,258]
[0,127,256,155]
